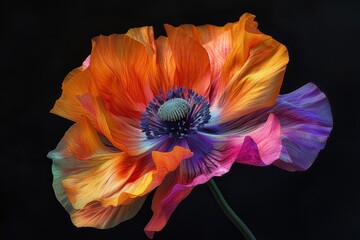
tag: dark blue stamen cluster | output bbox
[141,87,211,139]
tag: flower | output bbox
[47,13,333,238]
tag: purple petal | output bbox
[205,82,333,171]
[272,83,333,171]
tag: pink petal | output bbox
[144,134,240,238]
[235,113,282,166]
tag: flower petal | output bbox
[272,83,333,171]
[54,81,155,156]
[144,172,193,239]
[88,32,155,119]
[212,13,289,124]
[203,30,232,104]
[207,83,332,171]
[77,93,157,155]
[152,146,195,173]
[48,116,127,211]
[126,26,156,57]
[71,196,146,229]
[51,28,157,122]
[144,134,240,238]
[169,23,233,104]
[171,23,230,45]
[153,36,176,92]
[164,24,211,97]
[235,113,282,166]
[99,146,193,208]
[50,66,91,122]
[48,116,193,212]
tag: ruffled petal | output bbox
[48,116,192,213]
[71,196,146,229]
[77,93,157,155]
[152,146,195,173]
[99,146,193,208]
[51,27,157,122]
[203,30,232,104]
[169,23,233,104]
[144,172,193,239]
[272,83,333,171]
[219,13,264,88]
[48,117,126,211]
[88,32,155,120]
[50,66,91,122]
[207,83,332,171]
[212,13,289,124]
[235,113,282,166]
[164,24,211,98]
[144,134,240,238]
[171,23,231,45]
[126,26,156,57]
[54,79,155,156]
[153,36,176,92]
[143,110,289,238]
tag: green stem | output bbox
[207,179,256,240]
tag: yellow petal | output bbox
[48,117,130,210]
[71,196,146,229]
[213,13,289,123]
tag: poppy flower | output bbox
[48,13,332,238]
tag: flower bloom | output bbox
[48,13,332,238]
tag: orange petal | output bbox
[172,23,232,45]
[50,67,92,122]
[88,32,155,120]
[52,28,158,122]
[213,13,289,123]
[53,61,154,155]
[77,93,154,155]
[219,13,264,86]
[99,146,193,208]
[203,30,232,103]
[71,196,146,229]
[167,22,235,105]
[48,116,180,212]
[152,146,194,173]
[165,24,211,97]
[153,36,176,93]
[126,26,156,57]
[48,117,132,210]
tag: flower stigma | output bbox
[141,87,211,139]
[157,98,190,122]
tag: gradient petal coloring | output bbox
[272,83,333,171]
[235,113,282,166]
[144,113,283,237]
[48,116,192,213]
[48,12,332,238]
[212,13,289,123]
[71,196,146,229]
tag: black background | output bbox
[1,0,359,239]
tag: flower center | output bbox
[141,87,211,139]
[157,98,190,122]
